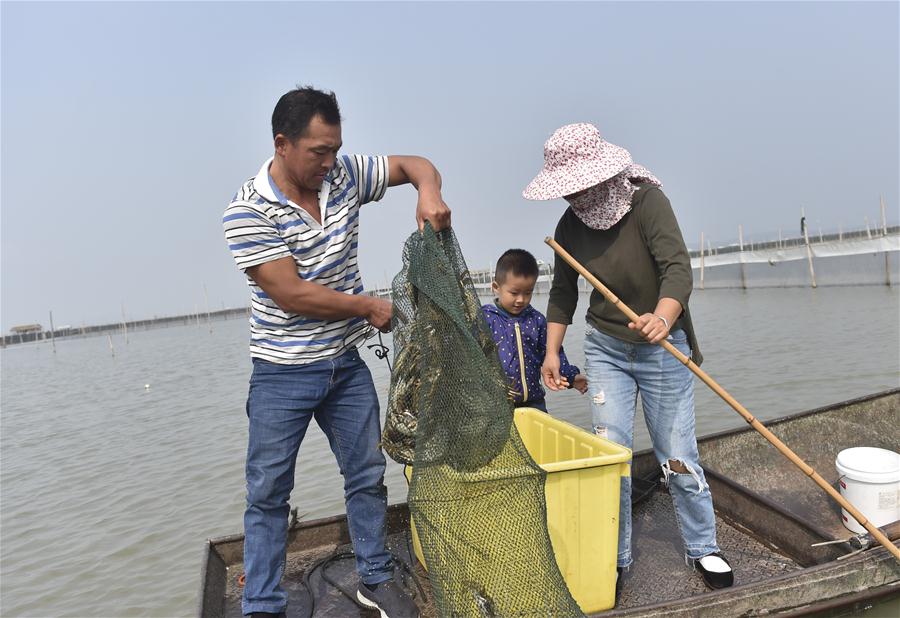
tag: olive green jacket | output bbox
[546,184,703,365]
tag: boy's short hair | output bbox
[494,249,539,283]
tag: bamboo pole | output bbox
[738,224,747,289]
[880,195,888,236]
[545,235,900,562]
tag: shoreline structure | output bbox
[4,226,898,348]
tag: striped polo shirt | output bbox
[223,155,388,364]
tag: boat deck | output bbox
[219,489,800,617]
[202,392,900,617]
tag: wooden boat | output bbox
[199,389,900,617]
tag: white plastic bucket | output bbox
[835,447,900,534]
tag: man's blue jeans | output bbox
[241,348,392,615]
[583,325,720,569]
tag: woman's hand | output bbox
[628,313,670,344]
[628,298,681,344]
[542,353,569,391]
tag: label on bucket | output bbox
[879,489,898,510]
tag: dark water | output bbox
[1,287,898,617]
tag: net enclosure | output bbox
[383,224,584,617]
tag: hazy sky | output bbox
[2,1,898,331]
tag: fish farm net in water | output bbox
[383,224,583,617]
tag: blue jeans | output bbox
[521,398,548,412]
[583,325,719,568]
[242,348,391,615]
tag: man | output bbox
[223,86,450,618]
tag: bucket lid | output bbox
[835,447,900,484]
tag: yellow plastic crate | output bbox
[405,406,631,614]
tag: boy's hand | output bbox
[572,374,588,394]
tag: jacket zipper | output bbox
[514,322,528,402]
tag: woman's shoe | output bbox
[690,552,734,589]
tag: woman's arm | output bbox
[632,188,693,343]
[542,322,569,391]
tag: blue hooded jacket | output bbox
[482,302,581,405]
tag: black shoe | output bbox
[357,579,420,618]
[690,552,734,589]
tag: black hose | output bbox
[299,547,422,618]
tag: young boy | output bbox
[482,249,587,411]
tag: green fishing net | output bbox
[383,224,583,617]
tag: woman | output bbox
[523,123,733,591]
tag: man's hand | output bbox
[365,297,393,332]
[416,186,451,232]
[387,156,451,231]
[572,373,588,394]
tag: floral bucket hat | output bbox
[522,123,632,201]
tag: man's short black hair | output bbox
[494,249,539,283]
[272,86,342,141]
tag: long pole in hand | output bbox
[545,236,900,562]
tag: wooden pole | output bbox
[545,236,900,562]
[886,252,892,288]
[107,334,116,358]
[699,232,705,290]
[203,284,212,334]
[738,225,747,289]
[121,303,129,344]
[801,208,817,288]
[883,198,892,286]
[48,310,57,354]
[865,216,872,240]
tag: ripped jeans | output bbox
[584,325,719,568]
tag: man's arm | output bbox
[387,155,451,231]
[247,257,392,331]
